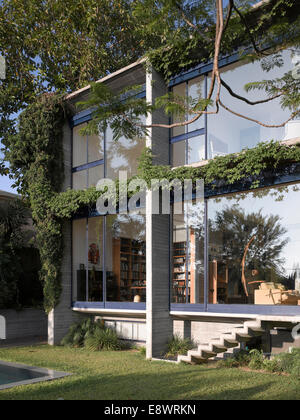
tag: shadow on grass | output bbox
[0,364,298,400]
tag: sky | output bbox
[0,173,15,193]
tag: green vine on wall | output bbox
[5,93,66,313]
[6,93,300,313]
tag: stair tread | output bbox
[177,319,262,364]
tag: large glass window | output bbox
[88,132,104,163]
[72,219,87,302]
[73,124,87,168]
[72,213,146,304]
[171,77,206,167]
[72,123,104,190]
[87,217,104,302]
[187,76,205,133]
[172,183,300,308]
[208,50,293,158]
[106,126,146,180]
[208,184,300,306]
[73,170,87,191]
[172,201,205,304]
[106,214,146,303]
[172,83,186,138]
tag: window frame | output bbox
[171,174,300,316]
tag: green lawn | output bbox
[0,345,299,400]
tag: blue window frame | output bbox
[70,90,147,310]
[170,75,208,166]
[171,167,300,316]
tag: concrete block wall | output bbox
[103,319,146,343]
[0,309,47,341]
[173,319,243,345]
[146,66,173,359]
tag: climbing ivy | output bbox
[137,141,300,190]
[5,93,66,313]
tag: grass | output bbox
[0,345,299,400]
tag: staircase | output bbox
[177,319,265,364]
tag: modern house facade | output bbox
[48,49,300,359]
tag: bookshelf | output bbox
[113,238,146,302]
[172,241,190,303]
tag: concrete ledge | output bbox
[170,311,300,324]
[72,307,146,318]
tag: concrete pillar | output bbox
[146,66,173,359]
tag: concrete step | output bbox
[177,355,192,364]
[188,350,209,361]
[176,318,263,365]
[247,327,265,336]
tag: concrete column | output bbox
[146,66,173,359]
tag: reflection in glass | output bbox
[73,124,87,167]
[87,217,103,302]
[73,171,87,190]
[172,141,186,167]
[208,50,292,158]
[106,125,146,180]
[188,76,205,133]
[72,219,87,302]
[88,165,104,188]
[172,83,186,137]
[172,201,205,304]
[106,213,146,302]
[188,136,206,164]
[208,184,300,306]
[88,132,104,163]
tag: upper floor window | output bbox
[171,49,294,166]
[106,124,146,180]
[171,76,206,167]
[72,120,146,190]
[72,124,105,190]
[208,50,293,159]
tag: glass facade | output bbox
[71,51,300,312]
[106,214,146,303]
[208,50,293,158]
[171,76,206,166]
[72,124,105,190]
[208,184,300,306]
[172,201,205,304]
[72,214,146,303]
[71,121,147,304]
[172,183,300,307]
[106,125,146,180]
[171,49,295,166]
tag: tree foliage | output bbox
[79,0,300,139]
[0,199,32,308]
[0,0,158,142]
